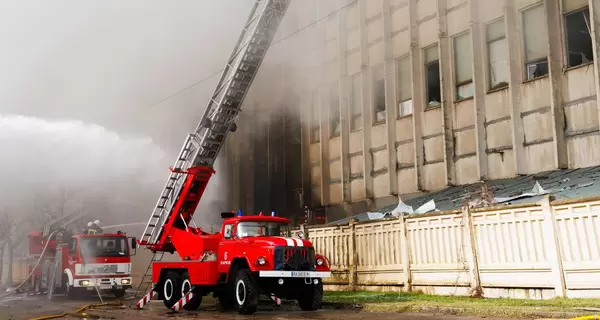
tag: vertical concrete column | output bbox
[539,195,566,297]
[462,206,482,296]
[338,5,352,205]
[468,0,489,180]
[383,0,399,196]
[300,85,313,213]
[359,0,375,202]
[544,0,568,169]
[246,102,257,214]
[505,0,526,175]
[437,0,456,186]
[408,0,425,191]
[590,0,600,131]
[318,12,331,207]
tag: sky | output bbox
[0,0,255,239]
[0,0,252,149]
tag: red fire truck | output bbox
[133,0,332,315]
[26,219,137,298]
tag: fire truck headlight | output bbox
[257,256,266,266]
[79,280,90,286]
[121,279,131,285]
[316,258,324,266]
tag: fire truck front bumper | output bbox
[74,277,133,290]
[258,271,331,278]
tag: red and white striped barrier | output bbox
[270,294,282,306]
[136,290,156,309]
[171,291,194,312]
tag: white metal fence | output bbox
[298,196,600,299]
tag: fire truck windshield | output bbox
[79,236,129,258]
[236,221,290,238]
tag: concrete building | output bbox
[226,0,600,223]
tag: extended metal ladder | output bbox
[130,252,164,303]
[139,0,291,248]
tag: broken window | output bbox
[372,64,386,123]
[424,44,441,107]
[453,32,473,100]
[310,94,320,143]
[330,82,340,137]
[486,18,509,90]
[395,55,413,116]
[350,72,363,131]
[522,4,549,80]
[564,7,593,67]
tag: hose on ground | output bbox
[28,300,124,320]
[571,316,600,320]
[0,230,60,299]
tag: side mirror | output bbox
[296,231,304,239]
[129,237,137,256]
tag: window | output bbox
[372,64,386,123]
[224,224,234,239]
[395,56,413,116]
[424,45,441,107]
[486,18,509,90]
[310,94,320,143]
[523,4,549,80]
[236,221,291,238]
[350,73,363,130]
[79,236,128,258]
[454,32,473,99]
[330,82,340,137]
[565,7,593,67]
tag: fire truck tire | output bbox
[114,289,126,299]
[181,272,202,311]
[233,269,259,315]
[297,280,323,311]
[162,271,182,309]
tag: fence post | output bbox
[348,219,358,290]
[462,206,482,297]
[399,213,412,292]
[539,195,566,297]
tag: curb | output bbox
[323,302,589,319]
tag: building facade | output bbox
[226,0,600,222]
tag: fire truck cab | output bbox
[28,230,137,298]
[62,232,137,298]
[150,212,331,314]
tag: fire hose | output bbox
[0,229,60,299]
[28,300,124,320]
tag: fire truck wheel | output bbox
[162,271,182,309]
[297,280,323,311]
[114,289,126,299]
[181,272,202,311]
[234,269,259,315]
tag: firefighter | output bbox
[87,220,103,234]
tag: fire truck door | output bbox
[217,223,235,274]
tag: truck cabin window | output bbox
[80,236,128,258]
[236,222,290,238]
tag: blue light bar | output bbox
[237,210,242,217]
[271,211,276,217]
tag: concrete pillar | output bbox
[359,0,375,201]
[505,0,526,175]
[300,86,312,213]
[437,0,456,186]
[318,18,331,207]
[544,0,568,169]
[383,0,399,196]
[591,0,600,135]
[408,0,425,191]
[337,6,352,205]
[468,0,489,180]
